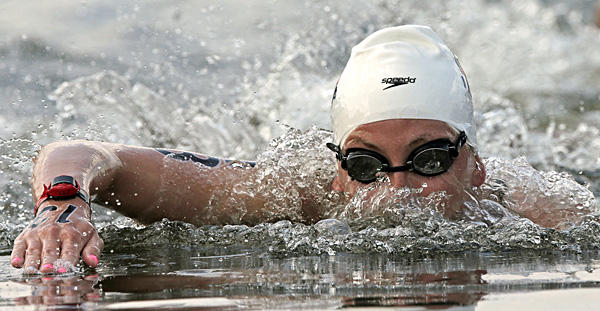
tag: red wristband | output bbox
[35,175,90,216]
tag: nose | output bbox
[387,171,408,188]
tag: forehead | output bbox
[343,119,456,150]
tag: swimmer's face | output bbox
[332,119,486,219]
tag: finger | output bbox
[58,237,84,272]
[23,239,42,273]
[81,232,103,268]
[40,237,61,274]
[11,238,27,268]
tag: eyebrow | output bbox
[406,135,434,149]
[344,137,383,153]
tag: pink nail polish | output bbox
[89,254,98,265]
[57,268,67,273]
[11,257,21,265]
[42,264,54,271]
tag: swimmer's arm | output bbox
[28,141,318,224]
[34,141,263,224]
[31,142,322,225]
[107,145,265,224]
[121,147,322,225]
[493,173,595,230]
[505,190,594,230]
[10,140,267,272]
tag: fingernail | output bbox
[42,264,54,270]
[89,254,98,265]
[57,268,67,273]
[11,257,21,265]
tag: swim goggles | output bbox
[326,131,467,183]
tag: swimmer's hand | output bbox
[10,199,103,274]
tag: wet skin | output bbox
[332,119,486,219]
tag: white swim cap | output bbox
[330,25,477,148]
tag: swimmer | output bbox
[5,25,566,274]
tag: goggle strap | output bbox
[450,131,467,159]
[383,164,411,173]
[326,143,344,161]
[455,131,466,149]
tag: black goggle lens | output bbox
[345,154,384,182]
[410,148,453,176]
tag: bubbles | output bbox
[52,259,79,274]
[22,266,38,275]
[97,209,600,257]
[474,92,530,160]
[314,219,351,236]
[202,126,342,224]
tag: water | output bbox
[2,0,600,309]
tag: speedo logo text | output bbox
[381,77,416,90]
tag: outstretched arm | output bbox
[10,140,265,273]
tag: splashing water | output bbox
[84,126,599,258]
[202,126,343,224]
